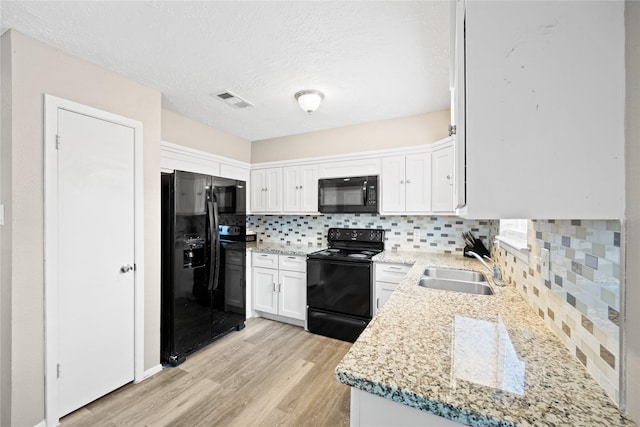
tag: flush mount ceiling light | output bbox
[295,89,324,114]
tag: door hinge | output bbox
[448,125,456,136]
[55,135,61,150]
[57,363,61,378]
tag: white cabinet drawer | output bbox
[375,263,411,284]
[278,255,307,273]
[252,252,279,269]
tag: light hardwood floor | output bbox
[61,318,352,426]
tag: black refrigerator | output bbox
[161,170,247,366]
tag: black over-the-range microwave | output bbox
[318,176,379,214]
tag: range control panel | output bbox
[327,228,385,243]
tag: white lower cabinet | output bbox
[253,266,279,314]
[277,269,306,320]
[374,262,412,314]
[252,252,307,325]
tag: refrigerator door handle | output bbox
[207,200,218,292]
[211,200,221,290]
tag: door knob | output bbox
[120,264,134,273]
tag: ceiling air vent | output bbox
[213,91,254,109]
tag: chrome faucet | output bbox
[467,251,504,286]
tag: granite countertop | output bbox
[336,251,635,426]
[247,242,320,257]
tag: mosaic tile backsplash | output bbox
[247,214,493,254]
[492,219,622,404]
[247,214,622,406]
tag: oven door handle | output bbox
[306,258,372,268]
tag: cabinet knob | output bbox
[299,185,303,189]
[400,180,405,184]
[446,174,451,180]
[406,179,411,184]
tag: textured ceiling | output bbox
[0,1,451,141]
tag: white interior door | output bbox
[57,109,136,416]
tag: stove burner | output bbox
[327,249,341,252]
[348,253,369,259]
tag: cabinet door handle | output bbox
[389,266,402,270]
[376,298,380,309]
[277,283,281,293]
[272,283,276,292]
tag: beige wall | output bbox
[0,31,13,427]
[161,108,251,162]
[1,30,162,426]
[624,1,639,423]
[251,110,450,163]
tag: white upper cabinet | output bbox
[381,153,431,214]
[282,164,319,213]
[318,158,381,179]
[250,168,282,213]
[381,156,405,212]
[431,144,455,213]
[453,0,625,219]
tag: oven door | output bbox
[318,176,378,214]
[306,258,372,318]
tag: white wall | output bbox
[0,30,162,426]
[624,1,640,423]
[251,110,450,163]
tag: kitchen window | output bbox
[496,219,529,262]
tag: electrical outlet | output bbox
[540,248,550,281]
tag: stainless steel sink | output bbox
[422,267,487,283]
[418,277,494,295]
[418,268,493,295]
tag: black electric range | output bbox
[306,228,385,342]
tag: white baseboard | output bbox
[137,364,162,383]
[33,420,46,427]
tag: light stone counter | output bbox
[247,242,321,257]
[336,251,635,426]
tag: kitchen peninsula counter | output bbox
[335,251,635,426]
